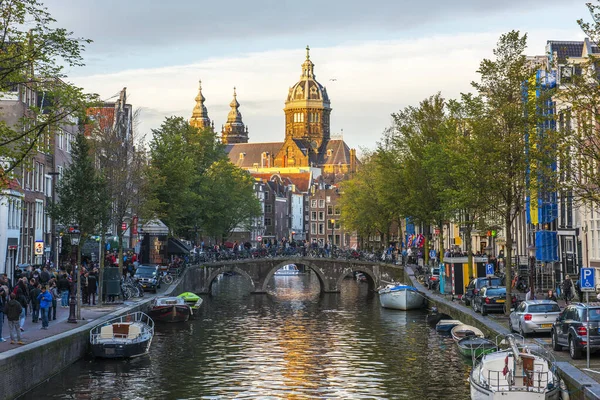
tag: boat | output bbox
[89,311,154,358]
[177,291,203,311]
[378,284,425,310]
[436,319,463,333]
[148,296,192,323]
[274,264,300,276]
[451,324,485,343]
[469,335,561,399]
[457,336,497,358]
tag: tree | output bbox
[199,159,262,242]
[0,0,93,188]
[49,133,109,318]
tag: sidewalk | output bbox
[0,299,146,353]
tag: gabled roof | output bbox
[225,142,283,168]
[321,139,351,165]
[250,171,312,192]
[546,40,585,61]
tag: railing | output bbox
[483,369,557,393]
[192,248,398,264]
[90,311,154,344]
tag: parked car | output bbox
[427,268,440,290]
[134,265,162,293]
[463,276,503,306]
[509,300,561,337]
[551,303,600,359]
[472,286,517,316]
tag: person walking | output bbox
[30,283,41,323]
[88,272,97,306]
[5,293,23,344]
[546,290,558,302]
[563,275,574,305]
[58,272,69,307]
[37,286,52,330]
[0,286,6,342]
[49,281,59,320]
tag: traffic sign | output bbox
[34,241,44,255]
[257,236,262,242]
[580,267,596,291]
[485,263,495,276]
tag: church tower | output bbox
[283,46,331,151]
[190,80,212,130]
[221,87,249,144]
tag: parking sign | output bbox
[485,263,494,276]
[580,268,596,292]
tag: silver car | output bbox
[509,300,561,336]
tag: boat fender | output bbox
[502,355,509,376]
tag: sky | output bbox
[43,0,587,150]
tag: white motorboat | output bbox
[274,264,300,276]
[90,311,154,358]
[378,284,425,310]
[470,335,561,399]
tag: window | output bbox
[239,152,245,160]
[45,176,52,197]
[335,206,341,215]
[327,205,333,215]
[311,199,317,208]
[57,165,63,181]
[57,130,63,150]
[264,218,272,226]
[264,191,269,200]
[318,211,324,221]
[318,199,325,208]
[328,220,335,229]
[311,222,317,234]
[265,204,272,213]
[311,211,317,221]
[318,223,325,235]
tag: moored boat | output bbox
[177,291,204,311]
[469,335,561,399]
[378,284,425,310]
[274,264,301,276]
[89,311,154,359]
[457,336,497,358]
[436,319,463,333]
[451,324,485,343]
[149,296,192,323]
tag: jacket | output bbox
[37,291,53,309]
[30,288,41,305]
[4,299,22,321]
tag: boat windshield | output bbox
[528,304,560,313]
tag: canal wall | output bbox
[0,281,180,400]
[403,265,600,400]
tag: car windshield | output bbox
[478,278,501,288]
[582,308,600,322]
[485,288,505,297]
[528,304,560,313]
[135,267,156,277]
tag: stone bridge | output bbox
[180,258,408,294]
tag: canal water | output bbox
[25,272,472,399]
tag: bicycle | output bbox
[162,271,174,285]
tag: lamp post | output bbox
[528,245,536,298]
[67,226,80,323]
[330,219,335,258]
[291,231,295,243]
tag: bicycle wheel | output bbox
[163,274,173,285]
[121,286,130,300]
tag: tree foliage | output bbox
[0,0,94,186]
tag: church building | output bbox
[189,46,358,182]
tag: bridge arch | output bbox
[205,265,256,293]
[260,259,328,293]
[335,264,378,292]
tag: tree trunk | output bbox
[98,232,105,304]
[465,223,474,282]
[505,213,513,315]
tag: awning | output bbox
[168,238,191,255]
[7,237,18,250]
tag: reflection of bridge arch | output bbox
[205,265,256,293]
[260,259,328,293]
[335,266,377,292]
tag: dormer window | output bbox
[239,152,245,160]
[327,149,333,157]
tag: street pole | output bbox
[587,291,590,369]
[330,219,335,258]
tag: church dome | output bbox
[286,46,330,106]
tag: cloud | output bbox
[71,28,582,151]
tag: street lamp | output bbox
[291,231,295,242]
[67,226,80,324]
[330,219,335,257]
[528,245,536,298]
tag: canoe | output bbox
[450,324,484,343]
[435,319,462,333]
[457,336,497,358]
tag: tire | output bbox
[482,306,488,316]
[519,323,528,338]
[163,274,173,285]
[138,285,145,297]
[473,302,479,313]
[464,298,471,306]
[569,336,582,359]
[552,330,562,351]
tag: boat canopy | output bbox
[155,297,186,306]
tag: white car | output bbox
[509,300,561,336]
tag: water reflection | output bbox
[23,272,471,399]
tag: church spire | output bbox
[301,45,315,79]
[221,87,248,144]
[190,79,211,129]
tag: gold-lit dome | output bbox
[286,46,330,105]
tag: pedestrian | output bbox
[563,275,574,305]
[546,290,557,302]
[37,286,52,330]
[4,293,23,345]
[15,280,27,332]
[49,281,59,320]
[82,272,89,305]
[525,288,534,301]
[30,283,41,323]
[58,272,70,307]
[88,272,97,306]
[0,286,6,342]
